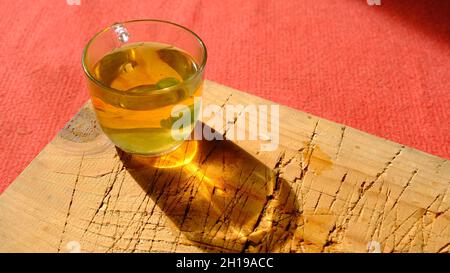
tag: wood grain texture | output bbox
[0,80,449,253]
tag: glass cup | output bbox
[82,19,207,156]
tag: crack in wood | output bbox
[81,160,124,240]
[57,152,84,252]
[386,169,418,217]
[331,145,406,246]
[437,242,450,253]
[335,126,346,160]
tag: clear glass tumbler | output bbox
[82,19,207,156]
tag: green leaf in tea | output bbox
[126,84,158,93]
[156,77,180,89]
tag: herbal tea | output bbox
[89,42,203,155]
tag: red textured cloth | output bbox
[0,0,449,193]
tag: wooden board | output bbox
[0,80,449,253]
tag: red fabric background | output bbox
[0,0,449,193]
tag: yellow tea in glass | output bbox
[82,20,206,155]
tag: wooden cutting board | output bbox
[0,80,449,253]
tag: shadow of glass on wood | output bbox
[118,123,299,252]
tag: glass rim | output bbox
[81,19,207,96]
